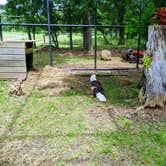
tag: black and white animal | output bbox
[122,48,133,61]
[90,74,106,102]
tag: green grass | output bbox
[2,30,143,50]
[0,72,165,165]
[65,75,140,107]
[96,122,166,166]
[0,31,164,165]
[33,52,94,68]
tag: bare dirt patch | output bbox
[61,56,137,69]
[107,105,166,124]
[36,46,124,57]
[85,104,116,131]
[35,46,139,69]
[129,108,166,123]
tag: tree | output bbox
[5,0,44,43]
[82,9,92,55]
[153,0,166,7]
[114,0,126,45]
[140,25,166,108]
[103,0,132,45]
[97,0,116,45]
[138,4,166,108]
[5,0,62,47]
[80,0,93,55]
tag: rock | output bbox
[100,50,112,61]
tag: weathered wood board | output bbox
[0,40,34,80]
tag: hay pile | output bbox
[36,66,70,89]
[21,66,76,96]
[35,66,73,95]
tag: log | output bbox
[142,25,166,107]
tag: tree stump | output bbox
[142,25,166,107]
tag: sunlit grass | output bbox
[0,71,165,165]
[2,31,144,50]
[0,32,165,165]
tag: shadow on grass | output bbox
[60,74,140,107]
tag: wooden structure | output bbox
[0,40,33,80]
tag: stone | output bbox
[100,50,112,60]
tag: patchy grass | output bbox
[0,70,166,165]
[66,75,139,107]
[95,122,166,166]
[33,52,94,68]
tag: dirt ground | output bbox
[37,46,123,57]
[36,46,138,69]
[22,66,165,124]
[0,54,165,165]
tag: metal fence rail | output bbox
[0,23,144,28]
[0,0,143,71]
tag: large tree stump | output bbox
[142,25,166,107]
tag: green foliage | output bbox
[143,55,152,68]
[3,0,158,45]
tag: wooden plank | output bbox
[0,73,26,80]
[0,60,26,67]
[0,40,35,43]
[0,42,25,48]
[0,67,27,73]
[0,48,25,55]
[0,46,25,49]
[0,55,25,60]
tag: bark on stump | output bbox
[142,25,166,107]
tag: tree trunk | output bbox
[118,27,125,45]
[27,27,32,40]
[114,29,118,39]
[99,28,110,45]
[51,27,59,49]
[32,26,36,48]
[82,10,92,55]
[141,25,166,107]
[114,0,125,45]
